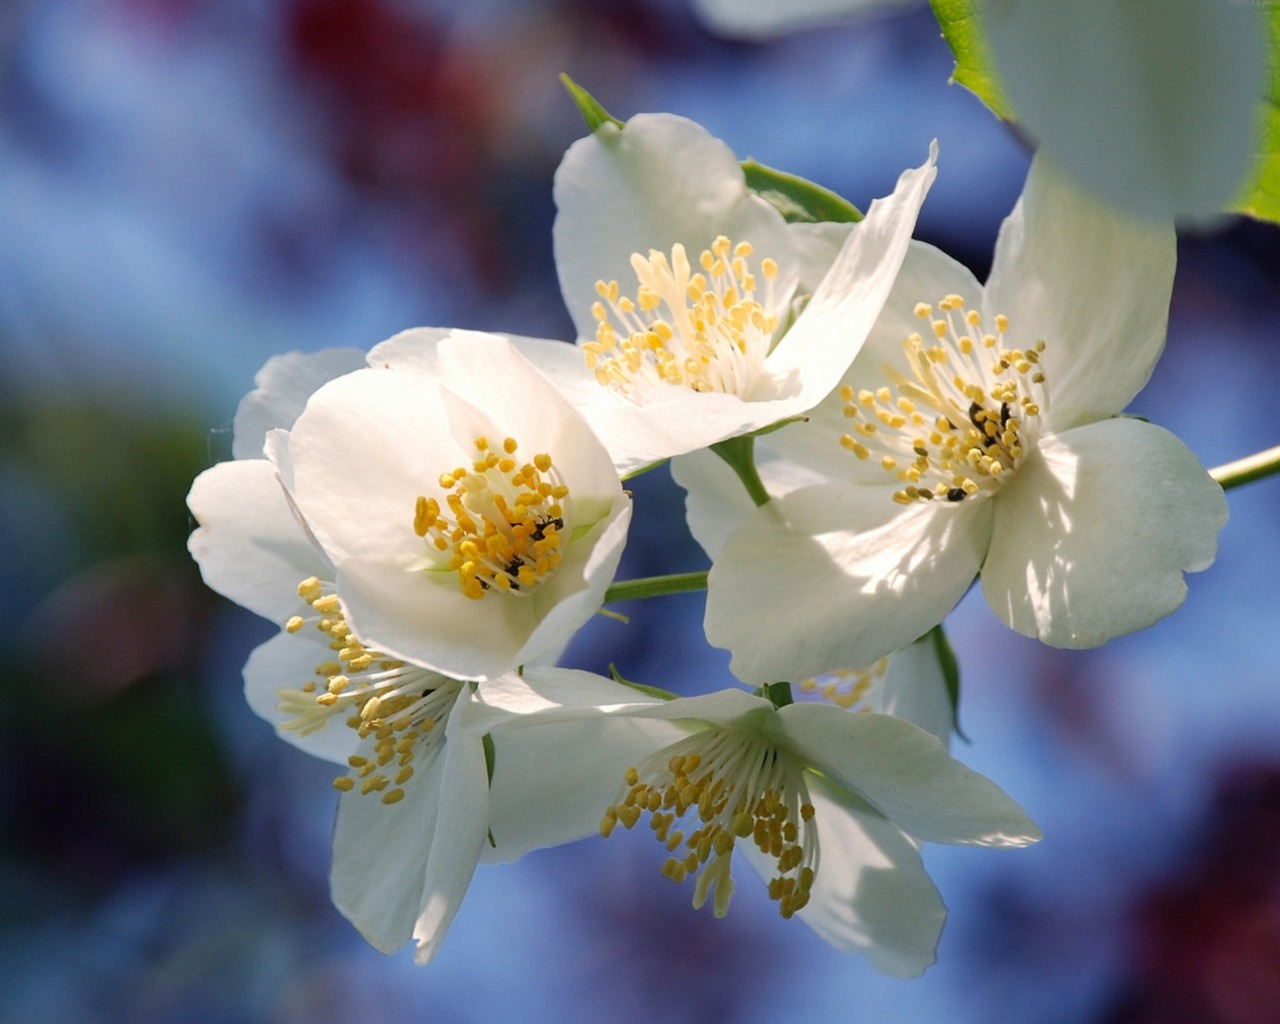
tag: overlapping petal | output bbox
[705,484,991,685]
[278,335,631,680]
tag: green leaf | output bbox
[1235,9,1280,222]
[761,681,795,709]
[740,160,863,223]
[925,624,968,743]
[928,0,1014,119]
[560,73,624,133]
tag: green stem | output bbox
[604,571,709,604]
[710,435,771,508]
[1210,444,1280,490]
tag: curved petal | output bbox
[553,112,796,340]
[286,368,454,567]
[334,556,536,681]
[479,714,684,864]
[778,706,1042,847]
[187,458,329,622]
[984,0,1264,222]
[516,498,631,667]
[984,156,1176,432]
[232,348,368,460]
[241,631,357,764]
[705,483,992,684]
[412,711,490,964]
[981,418,1227,648]
[741,779,946,978]
[434,333,624,503]
[330,740,443,954]
[786,220,853,295]
[764,144,938,414]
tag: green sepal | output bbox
[560,73,624,133]
[608,664,678,701]
[924,624,968,743]
[760,681,795,709]
[928,0,1014,120]
[740,160,863,224]
[482,731,497,785]
[621,458,669,483]
[603,571,709,605]
[710,434,770,508]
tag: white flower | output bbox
[703,155,1229,685]
[542,112,937,473]
[267,332,632,681]
[189,360,644,963]
[464,673,1040,978]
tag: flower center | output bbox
[839,295,1047,505]
[583,235,780,399]
[798,657,890,709]
[413,435,569,600]
[279,576,463,804]
[600,728,817,920]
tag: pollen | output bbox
[274,577,463,804]
[797,657,891,710]
[600,727,818,921]
[839,298,1049,505]
[583,235,782,400]
[413,435,569,601]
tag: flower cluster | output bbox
[188,101,1226,978]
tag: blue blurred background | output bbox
[2,1,1279,1021]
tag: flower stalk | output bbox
[1211,443,1280,491]
[604,571,709,604]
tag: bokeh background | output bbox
[3,1,1279,1021]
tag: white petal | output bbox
[232,348,367,460]
[705,484,992,684]
[479,713,684,864]
[694,0,915,38]
[985,0,1264,222]
[187,458,329,622]
[785,220,853,295]
[286,368,454,567]
[334,557,536,681]
[434,333,624,503]
[330,741,443,954]
[363,327,453,374]
[672,446,835,560]
[742,779,946,978]
[241,630,357,764]
[985,156,1177,431]
[778,706,1042,847]
[413,712,490,964]
[981,418,1228,648]
[467,666,665,726]
[553,112,795,340]
[764,143,938,415]
[873,634,956,746]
